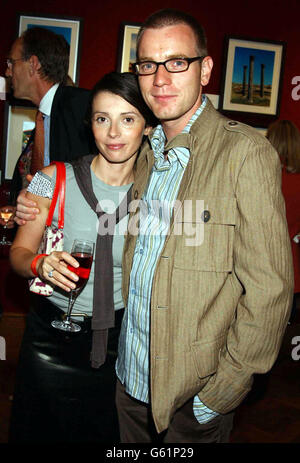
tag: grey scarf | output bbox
[71,155,132,368]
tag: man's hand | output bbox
[0,205,16,229]
[15,188,40,226]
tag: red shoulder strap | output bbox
[57,162,66,229]
[46,162,66,229]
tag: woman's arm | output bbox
[10,166,80,292]
[10,189,51,276]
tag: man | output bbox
[3,26,94,220]
[114,9,293,443]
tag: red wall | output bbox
[0,0,299,168]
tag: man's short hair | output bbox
[21,27,69,84]
[136,8,208,58]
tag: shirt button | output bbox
[228,121,238,126]
[134,190,138,199]
[202,210,211,222]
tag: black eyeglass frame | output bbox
[134,56,205,76]
[6,58,25,68]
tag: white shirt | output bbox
[39,83,59,166]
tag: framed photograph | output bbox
[1,102,37,181]
[117,22,141,72]
[17,14,83,84]
[219,36,286,119]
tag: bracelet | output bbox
[31,253,48,276]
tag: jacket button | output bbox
[202,210,211,222]
[134,190,138,199]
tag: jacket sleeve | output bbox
[50,86,96,163]
[9,131,35,205]
[198,140,294,414]
[9,161,22,205]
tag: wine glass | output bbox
[0,207,14,245]
[51,239,95,332]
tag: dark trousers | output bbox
[116,379,234,443]
[9,295,123,443]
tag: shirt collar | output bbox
[150,94,207,170]
[39,83,59,116]
[183,94,207,134]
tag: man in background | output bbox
[1,26,94,224]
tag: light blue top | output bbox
[28,163,131,316]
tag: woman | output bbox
[266,119,300,321]
[9,71,156,443]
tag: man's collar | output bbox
[150,94,207,143]
[39,83,59,116]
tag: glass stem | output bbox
[65,290,77,322]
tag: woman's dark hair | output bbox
[21,27,69,84]
[86,72,158,128]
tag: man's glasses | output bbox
[6,58,25,69]
[134,56,204,76]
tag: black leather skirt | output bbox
[9,294,123,443]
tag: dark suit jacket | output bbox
[10,84,95,203]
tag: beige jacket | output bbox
[122,98,294,433]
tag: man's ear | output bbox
[28,55,41,76]
[144,125,152,136]
[201,56,213,87]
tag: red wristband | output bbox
[31,254,48,276]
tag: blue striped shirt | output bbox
[116,95,218,424]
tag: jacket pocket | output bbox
[191,335,225,379]
[173,197,236,272]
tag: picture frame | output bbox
[17,13,83,84]
[1,102,37,182]
[117,22,141,72]
[219,36,286,121]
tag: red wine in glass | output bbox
[68,252,93,293]
[51,239,95,332]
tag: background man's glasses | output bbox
[134,56,204,76]
[6,58,25,69]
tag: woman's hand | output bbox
[37,251,80,292]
